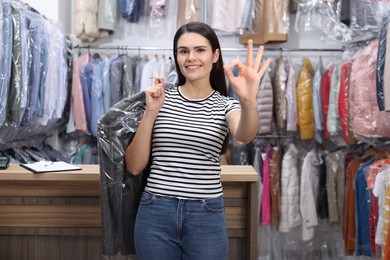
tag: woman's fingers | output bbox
[253,45,264,73]
[154,77,164,85]
[257,58,272,79]
[246,39,253,67]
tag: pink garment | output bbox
[261,145,273,226]
[349,40,390,138]
[72,54,90,133]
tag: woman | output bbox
[125,21,270,259]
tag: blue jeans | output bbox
[134,191,228,260]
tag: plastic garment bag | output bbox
[97,83,175,257]
[256,70,273,135]
[273,56,288,132]
[296,57,315,140]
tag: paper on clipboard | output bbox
[20,161,82,173]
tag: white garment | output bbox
[300,149,319,241]
[278,143,301,233]
[140,56,160,92]
[210,0,246,33]
[374,170,390,246]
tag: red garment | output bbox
[338,61,351,144]
[261,145,273,226]
[370,194,380,257]
[321,66,334,138]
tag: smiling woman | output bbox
[124,21,270,260]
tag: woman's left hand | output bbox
[224,39,271,104]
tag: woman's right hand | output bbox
[145,77,165,115]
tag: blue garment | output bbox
[228,65,239,100]
[8,3,23,125]
[21,10,43,125]
[354,158,375,256]
[37,34,48,118]
[376,15,390,111]
[80,56,100,133]
[121,0,141,22]
[0,3,13,125]
[109,54,125,106]
[18,8,29,126]
[90,59,106,136]
[102,57,112,112]
[134,191,228,260]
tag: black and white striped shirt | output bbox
[144,85,241,199]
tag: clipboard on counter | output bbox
[20,161,82,173]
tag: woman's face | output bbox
[176,32,219,83]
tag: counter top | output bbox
[0,164,258,197]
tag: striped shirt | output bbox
[144,85,241,199]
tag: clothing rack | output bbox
[73,44,344,53]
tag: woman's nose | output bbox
[187,50,196,59]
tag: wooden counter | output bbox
[0,164,258,260]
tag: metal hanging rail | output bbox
[73,44,344,53]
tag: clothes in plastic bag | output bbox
[251,0,289,44]
[273,56,288,131]
[296,57,314,140]
[376,14,390,111]
[349,40,390,139]
[257,70,273,135]
[97,83,175,257]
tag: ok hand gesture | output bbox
[224,39,271,104]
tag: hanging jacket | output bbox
[350,40,390,139]
[300,148,319,241]
[375,15,390,111]
[286,62,298,131]
[312,57,324,140]
[269,144,282,226]
[338,60,352,144]
[321,65,334,139]
[279,143,301,233]
[257,70,273,134]
[296,57,314,139]
[273,56,288,131]
[327,61,343,137]
[261,145,273,226]
[97,83,175,257]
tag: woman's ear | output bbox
[213,49,220,63]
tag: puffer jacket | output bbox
[327,61,343,136]
[296,57,315,139]
[257,70,274,134]
[349,40,390,138]
[321,65,334,139]
[278,143,301,233]
[286,62,298,131]
[273,57,288,130]
[338,61,353,144]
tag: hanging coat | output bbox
[350,40,390,139]
[296,57,315,139]
[257,70,273,135]
[273,56,288,130]
[279,143,301,232]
